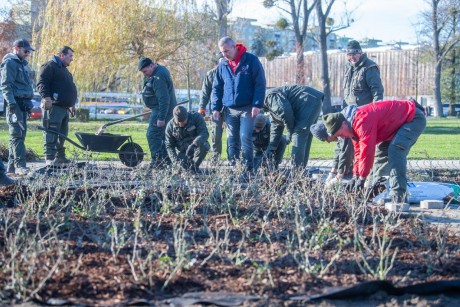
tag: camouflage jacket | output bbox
[199,67,217,111]
[0,53,34,106]
[343,53,384,106]
[141,64,177,121]
[252,117,271,152]
[165,112,209,159]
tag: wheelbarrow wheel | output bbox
[119,142,144,167]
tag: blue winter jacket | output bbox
[211,52,266,111]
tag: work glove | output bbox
[186,143,196,158]
[285,132,292,144]
[346,176,366,193]
[325,172,339,189]
[345,176,358,192]
[354,178,366,192]
[41,97,53,110]
[199,109,206,116]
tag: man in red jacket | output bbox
[322,100,426,203]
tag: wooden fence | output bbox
[259,49,435,99]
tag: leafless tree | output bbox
[263,0,318,84]
[314,0,353,113]
[418,0,460,117]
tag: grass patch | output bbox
[0,117,459,161]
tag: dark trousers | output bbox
[43,105,69,160]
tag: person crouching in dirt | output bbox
[263,85,323,168]
[252,113,286,172]
[321,99,426,203]
[165,106,210,173]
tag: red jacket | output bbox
[352,100,416,177]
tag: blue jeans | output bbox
[225,105,255,171]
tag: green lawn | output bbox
[0,117,459,161]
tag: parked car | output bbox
[442,103,460,116]
[29,94,42,119]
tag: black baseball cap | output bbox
[13,39,35,51]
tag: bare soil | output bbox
[0,166,459,306]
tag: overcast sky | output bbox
[0,0,427,43]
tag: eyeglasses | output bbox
[23,49,31,54]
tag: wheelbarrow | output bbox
[37,100,191,167]
[37,111,151,167]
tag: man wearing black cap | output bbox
[326,40,385,185]
[199,53,224,159]
[138,56,177,167]
[0,39,35,176]
[165,106,210,172]
[321,100,426,203]
[252,113,286,171]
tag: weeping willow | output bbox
[32,0,211,92]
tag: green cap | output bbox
[322,112,345,136]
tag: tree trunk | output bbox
[433,60,443,117]
[432,0,444,117]
[219,15,227,37]
[295,41,305,84]
[317,1,332,114]
[215,0,228,38]
[449,48,456,116]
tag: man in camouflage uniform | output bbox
[199,53,224,159]
[252,113,286,171]
[328,40,384,186]
[263,85,323,168]
[165,106,210,172]
[138,57,177,167]
[0,39,35,176]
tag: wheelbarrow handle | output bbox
[96,100,190,135]
[96,111,153,134]
[37,126,86,150]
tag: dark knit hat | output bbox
[138,56,153,70]
[254,114,267,130]
[13,38,35,51]
[346,40,362,54]
[173,106,188,123]
[215,52,224,64]
[310,122,328,142]
[322,112,345,136]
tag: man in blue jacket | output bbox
[211,36,266,175]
